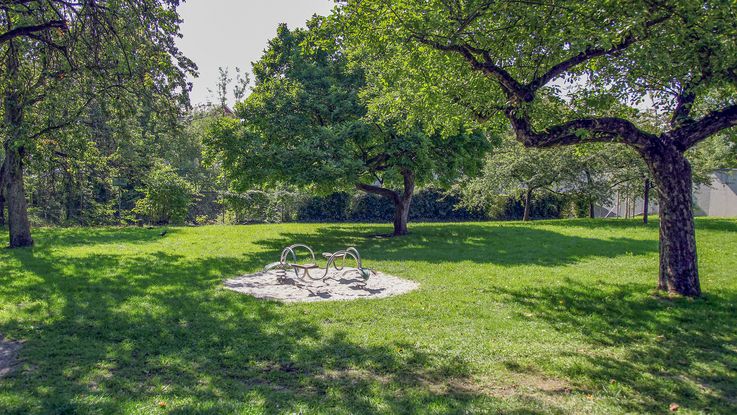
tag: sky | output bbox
[177,0,334,106]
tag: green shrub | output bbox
[297,193,351,222]
[133,163,195,225]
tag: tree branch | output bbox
[510,112,656,149]
[355,182,400,204]
[400,169,414,201]
[526,14,671,92]
[671,87,696,128]
[0,20,67,44]
[668,104,737,150]
[412,35,525,97]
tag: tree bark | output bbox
[643,178,650,225]
[584,170,595,218]
[0,190,5,228]
[522,188,532,221]
[356,170,415,236]
[3,40,34,248]
[0,157,5,228]
[641,143,699,296]
[4,145,33,247]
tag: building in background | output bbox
[599,169,737,218]
[694,169,737,217]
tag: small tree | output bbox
[461,135,577,221]
[134,163,194,225]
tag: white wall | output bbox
[598,169,737,218]
[694,169,737,217]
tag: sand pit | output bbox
[224,269,418,303]
[0,335,22,378]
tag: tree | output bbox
[461,134,577,221]
[134,162,194,225]
[0,0,195,247]
[207,19,490,236]
[340,0,737,296]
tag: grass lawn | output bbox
[0,219,736,414]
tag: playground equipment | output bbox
[263,244,373,284]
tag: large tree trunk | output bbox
[3,40,34,248]
[522,188,532,221]
[0,189,5,228]
[0,158,5,228]
[356,169,415,237]
[643,177,650,225]
[392,170,414,236]
[4,146,33,247]
[642,144,700,297]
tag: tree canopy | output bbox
[0,0,196,246]
[338,0,737,296]
[207,18,491,235]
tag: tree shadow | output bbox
[490,280,737,414]
[0,245,537,414]
[248,223,658,267]
[692,218,737,233]
[0,220,732,413]
[5,226,177,249]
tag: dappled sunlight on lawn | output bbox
[0,219,735,414]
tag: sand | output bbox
[224,268,418,303]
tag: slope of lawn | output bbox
[0,219,735,414]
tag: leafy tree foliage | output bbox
[0,0,195,246]
[207,18,491,236]
[339,0,737,296]
[460,135,578,221]
[134,162,194,225]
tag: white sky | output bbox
[177,0,334,106]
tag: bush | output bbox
[347,193,394,222]
[224,189,304,224]
[297,193,350,222]
[294,188,484,223]
[409,188,484,221]
[224,188,571,224]
[490,192,569,221]
[133,163,195,225]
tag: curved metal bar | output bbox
[277,245,315,279]
[269,244,371,284]
[325,250,348,272]
[345,247,362,268]
[279,247,299,278]
[280,246,297,264]
[284,244,316,263]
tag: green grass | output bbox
[0,219,736,414]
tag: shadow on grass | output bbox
[0,221,733,413]
[692,217,737,233]
[25,226,177,249]
[492,280,737,414]
[0,246,506,414]
[248,222,658,267]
